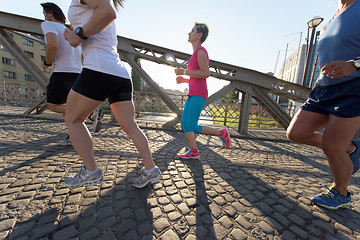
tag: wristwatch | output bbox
[352,59,360,71]
[43,59,52,67]
[74,27,89,40]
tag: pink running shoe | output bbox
[219,127,231,149]
[179,149,200,159]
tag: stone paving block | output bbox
[79,215,97,230]
[168,211,182,221]
[31,222,58,239]
[97,231,116,240]
[159,229,180,240]
[235,215,252,230]
[312,220,335,235]
[151,207,162,219]
[79,228,100,240]
[154,217,170,233]
[218,215,234,229]
[7,221,36,239]
[258,221,274,234]
[170,194,182,203]
[289,224,309,239]
[178,203,191,215]
[114,218,136,236]
[52,225,79,240]
[0,218,16,231]
[281,230,296,240]
[138,221,152,236]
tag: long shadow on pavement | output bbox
[2,118,360,239]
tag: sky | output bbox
[0,0,338,94]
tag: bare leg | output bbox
[287,109,360,195]
[184,132,197,149]
[201,126,221,136]
[47,103,66,114]
[286,110,328,147]
[322,115,360,195]
[64,90,102,172]
[110,100,155,170]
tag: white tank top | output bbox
[67,0,130,79]
[41,21,82,73]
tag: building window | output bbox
[22,38,33,47]
[40,44,46,51]
[24,51,34,58]
[0,44,6,51]
[25,74,35,81]
[41,55,46,62]
[2,57,15,66]
[4,71,16,79]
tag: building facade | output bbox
[1,30,51,88]
[0,30,52,106]
[277,40,320,115]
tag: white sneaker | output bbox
[89,108,104,133]
[133,166,162,188]
[64,165,103,188]
[58,135,71,146]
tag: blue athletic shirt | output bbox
[317,0,360,86]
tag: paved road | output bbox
[0,110,359,240]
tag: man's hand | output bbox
[321,60,356,79]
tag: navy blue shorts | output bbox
[47,72,79,104]
[72,68,133,104]
[301,78,360,118]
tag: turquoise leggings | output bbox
[181,96,206,133]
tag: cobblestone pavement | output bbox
[0,111,359,240]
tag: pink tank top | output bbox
[187,46,209,99]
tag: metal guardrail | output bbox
[0,11,311,134]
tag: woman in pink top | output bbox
[175,23,231,159]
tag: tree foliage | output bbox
[131,58,143,91]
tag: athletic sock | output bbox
[84,167,100,175]
[144,166,156,175]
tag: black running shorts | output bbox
[72,68,133,104]
[47,72,79,104]
[301,77,360,118]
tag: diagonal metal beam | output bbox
[0,27,49,91]
[119,52,182,119]
[231,81,291,130]
[204,84,234,109]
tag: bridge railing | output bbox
[0,11,311,134]
[0,82,292,129]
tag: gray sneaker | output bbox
[64,165,103,188]
[133,166,162,188]
[58,135,71,146]
[89,108,104,133]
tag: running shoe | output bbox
[349,140,360,174]
[219,127,231,149]
[179,149,200,159]
[64,165,103,188]
[89,108,104,133]
[311,187,351,210]
[58,135,71,146]
[133,166,162,188]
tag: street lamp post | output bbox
[302,16,323,86]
